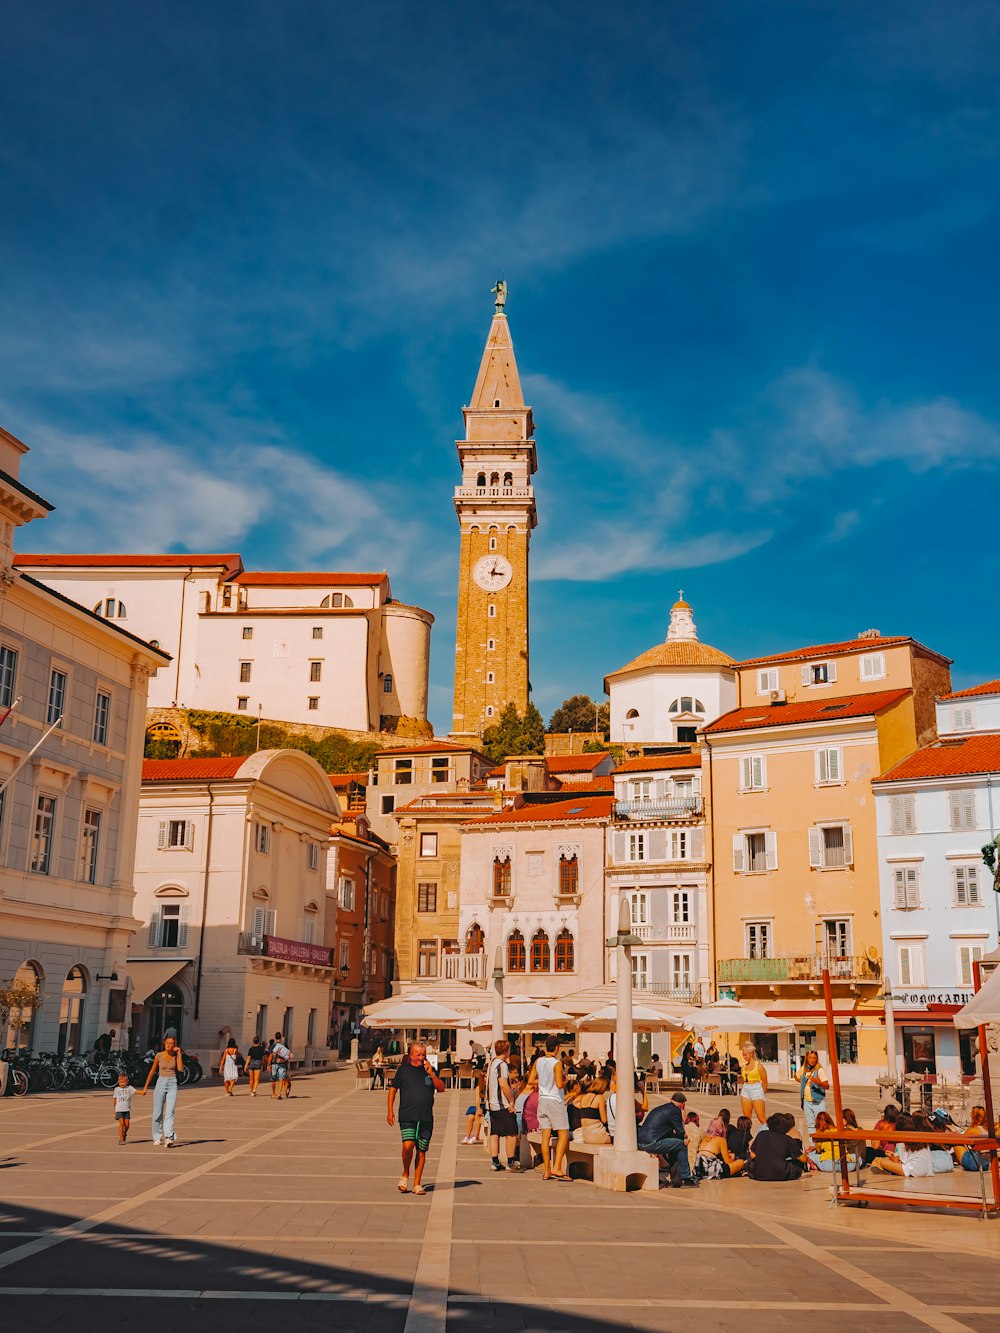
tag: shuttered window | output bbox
[252,906,277,939]
[735,830,775,873]
[955,865,982,906]
[740,755,766,790]
[949,790,977,832]
[892,866,920,909]
[158,819,194,851]
[808,824,853,869]
[859,653,885,680]
[897,943,923,987]
[958,944,984,987]
[815,748,842,784]
[888,794,916,835]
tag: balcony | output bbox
[454,485,534,500]
[717,955,880,985]
[614,798,703,822]
[442,950,486,982]
[638,981,699,1004]
[236,933,334,968]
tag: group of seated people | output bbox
[679,1040,740,1093]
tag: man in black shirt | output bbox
[748,1112,807,1180]
[387,1041,445,1195]
[637,1092,698,1187]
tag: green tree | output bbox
[481,702,546,763]
[548,694,609,736]
[0,977,40,1047]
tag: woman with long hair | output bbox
[138,1034,183,1147]
[570,1077,612,1145]
[961,1105,991,1172]
[871,1114,932,1178]
[695,1115,746,1178]
[244,1034,265,1097]
[739,1042,768,1126]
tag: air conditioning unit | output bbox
[769,689,787,703]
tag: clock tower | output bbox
[451,290,537,742]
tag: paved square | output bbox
[1,1068,999,1332]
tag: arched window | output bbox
[503,471,513,487]
[559,854,579,897]
[6,961,42,1051]
[492,857,511,897]
[147,982,184,1049]
[466,922,484,954]
[93,598,126,619]
[489,471,499,486]
[507,930,526,973]
[625,708,639,720]
[383,673,393,694]
[669,697,705,715]
[530,929,550,972]
[476,472,486,487]
[554,929,575,973]
[58,966,88,1057]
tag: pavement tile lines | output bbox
[0,1070,997,1333]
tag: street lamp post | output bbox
[491,946,505,1048]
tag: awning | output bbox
[124,960,190,1005]
[954,966,1000,1028]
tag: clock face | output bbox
[473,554,513,591]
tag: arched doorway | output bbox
[57,966,87,1056]
[146,983,184,1050]
[6,961,42,1051]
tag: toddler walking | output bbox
[113,1072,136,1145]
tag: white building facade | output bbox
[16,555,433,734]
[874,731,1000,1079]
[936,680,1000,737]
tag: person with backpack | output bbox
[267,1032,293,1100]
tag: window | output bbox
[252,906,277,939]
[466,922,484,953]
[419,832,438,858]
[31,795,57,874]
[631,779,652,802]
[507,930,526,972]
[558,854,579,896]
[0,644,17,708]
[530,930,550,972]
[669,830,688,860]
[383,674,393,693]
[485,706,494,717]
[808,823,853,869]
[953,706,975,731]
[671,953,692,991]
[757,668,779,695]
[394,759,413,785]
[381,794,395,815]
[955,865,982,906]
[668,697,705,715]
[815,748,842,784]
[823,919,852,960]
[489,536,497,551]
[237,661,252,684]
[628,891,649,926]
[93,598,127,619]
[417,882,438,913]
[670,891,692,925]
[431,757,450,783]
[677,727,698,743]
[339,878,356,910]
[888,794,916,835]
[958,943,985,987]
[308,697,319,711]
[492,856,511,897]
[242,626,253,640]
[897,943,923,987]
[949,790,977,832]
[802,661,836,686]
[93,691,111,746]
[628,832,646,862]
[417,940,438,978]
[80,808,101,884]
[309,661,322,682]
[309,627,322,642]
[307,843,319,871]
[156,903,189,949]
[488,604,496,618]
[237,697,249,710]
[487,638,495,651]
[486,671,495,684]
[630,953,649,989]
[555,929,575,972]
[338,940,350,970]
[302,919,315,945]
[47,668,67,726]
[746,921,771,958]
[254,822,271,854]
[860,652,885,680]
[733,830,777,873]
[893,866,920,909]
[158,819,194,851]
[740,755,766,791]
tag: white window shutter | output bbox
[765,831,778,870]
[906,869,920,909]
[148,909,160,947]
[177,905,190,948]
[842,824,853,866]
[732,834,744,873]
[265,908,277,935]
[898,947,912,986]
[253,906,265,938]
[962,790,975,829]
[613,832,627,862]
[303,920,314,944]
[893,869,906,909]
[184,820,195,851]
[740,757,752,789]
[889,796,901,835]
[815,750,826,783]
[827,661,838,682]
[968,866,981,904]
[754,756,765,788]
[808,828,823,868]
[828,749,841,782]
[800,665,811,687]
[690,828,704,860]
[157,821,168,850]
[903,796,915,834]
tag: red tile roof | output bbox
[703,689,911,735]
[327,772,368,789]
[878,734,1000,782]
[738,635,950,668]
[143,758,248,781]
[544,753,610,772]
[381,741,485,757]
[614,752,703,773]
[940,679,1000,701]
[469,796,613,825]
[235,570,387,587]
[17,552,242,573]
[554,777,616,793]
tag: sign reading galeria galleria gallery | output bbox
[263,935,334,967]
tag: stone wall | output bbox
[146,706,432,757]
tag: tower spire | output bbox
[667,592,697,642]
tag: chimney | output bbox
[857,628,881,640]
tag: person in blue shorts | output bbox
[387,1041,445,1195]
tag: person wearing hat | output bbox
[637,1091,698,1187]
[925,1108,958,1172]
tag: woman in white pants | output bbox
[140,1035,183,1146]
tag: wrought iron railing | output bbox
[717,955,880,984]
[614,798,703,821]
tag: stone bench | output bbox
[526,1132,659,1191]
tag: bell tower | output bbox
[451,286,537,742]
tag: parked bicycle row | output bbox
[1,1048,205,1096]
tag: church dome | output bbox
[603,593,734,687]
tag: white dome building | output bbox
[604,595,737,745]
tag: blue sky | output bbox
[3,2,999,732]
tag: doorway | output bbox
[903,1027,937,1075]
[791,1029,817,1079]
[146,984,184,1049]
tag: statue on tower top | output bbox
[491,278,508,313]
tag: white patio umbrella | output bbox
[576,1003,682,1034]
[679,998,795,1033]
[954,967,1000,1028]
[361,992,469,1029]
[467,997,573,1031]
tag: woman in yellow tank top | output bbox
[739,1041,768,1126]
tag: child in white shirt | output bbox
[113,1074,136,1145]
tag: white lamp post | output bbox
[491,946,505,1048]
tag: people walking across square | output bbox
[139,1034,183,1147]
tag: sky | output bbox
[2,1,999,733]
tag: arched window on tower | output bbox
[669,697,705,715]
[466,922,484,954]
[503,471,513,488]
[506,929,526,973]
[476,472,486,487]
[489,471,499,487]
[554,929,575,973]
[492,856,511,898]
[530,929,550,972]
[558,854,579,898]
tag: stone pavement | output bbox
[1,1067,999,1333]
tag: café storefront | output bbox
[889,987,977,1079]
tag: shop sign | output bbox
[263,935,334,967]
[893,989,973,1007]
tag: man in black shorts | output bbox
[486,1039,519,1172]
[387,1041,445,1195]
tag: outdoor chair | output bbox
[457,1060,474,1089]
[354,1060,371,1091]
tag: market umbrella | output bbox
[557,983,689,1021]
[576,1003,682,1034]
[361,992,469,1029]
[953,968,1000,1027]
[466,997,573,1031]
[679,998,794,1032]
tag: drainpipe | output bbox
[193,783,217,1021]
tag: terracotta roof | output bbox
[940,679,1000,702]
[739,634,950,668]
[17,552,242,573]
[486,765,506,778]
[553,777,615,793]
[328,772,368,789]
[143,757,248,781]
[703,689,911,735]
[380,741,484,757]
[468,796,613,825]
[544,753,610,772]
[877,735,1000,783]
[614,752,703,773]
[235,570,387,587]
[605,640,735,683]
